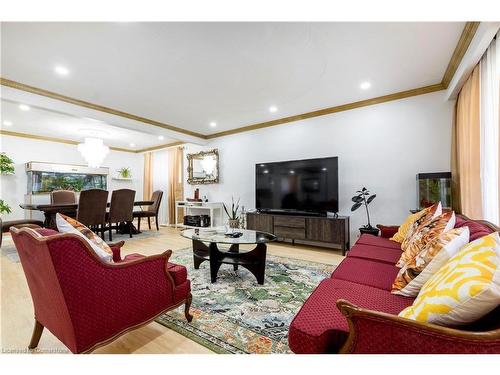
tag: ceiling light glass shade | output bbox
[201,155,217,176]
[77,137,109,168]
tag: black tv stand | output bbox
[247,212,350,255]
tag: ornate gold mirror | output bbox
[187,149,219,184]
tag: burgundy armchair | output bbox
[10,226,192,354]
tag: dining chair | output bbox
[50,190,77,205]
[77,189,109,238]
[50,190,77,218]
[133,190,163,232]
[106,189,135,241]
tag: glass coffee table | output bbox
[181,228,276,284]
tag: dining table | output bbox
[20,200,154,233]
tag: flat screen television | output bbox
[256,157,339,215]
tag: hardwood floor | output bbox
[0,224,345,354]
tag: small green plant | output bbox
[0,199,12,215]
[223,196,240,220]
[0,153,14,215]
[0,152,15,175]
[351,187,376,229]
[118,167,132,178]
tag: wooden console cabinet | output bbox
[246,212,350,255]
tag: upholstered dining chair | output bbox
[106,189,135,241]
[133,190,163,232]
[10,225,193,354]
[77,189,109,238]
[50,190,77,205]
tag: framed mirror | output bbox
[187,149,219,184]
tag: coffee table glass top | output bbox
[181,228,276,245]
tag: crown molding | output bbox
[0,129,184,154]
[206,83,445,139]
[0,77,206,139]
[441,22,480,88]
[0,130,134,153]
[135,141,185,153]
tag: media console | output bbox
[246,212,350,255]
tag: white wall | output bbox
[184,91,454,244]
[0,135,144,222]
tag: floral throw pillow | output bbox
[391,226,470,296]
[56,213,113,263]
[392,202,442,244]
[397,210,455,268]
[390,210,427,243]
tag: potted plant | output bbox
[351,187,379,236]
[0,152,15,216]
[117,167,132,179]
[223,197,241,229]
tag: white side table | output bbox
[174,201,224,228]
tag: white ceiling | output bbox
[1,22,464,136]
[0,99,179,150]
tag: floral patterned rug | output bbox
[155,247,335,354]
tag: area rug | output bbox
[155,247,335,354]
[1,242,20,263]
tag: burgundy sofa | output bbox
[10,226,192,354]
[288,215,500,354]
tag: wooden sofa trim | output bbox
[337,299,500,354]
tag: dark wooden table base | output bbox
[192,239,267,284]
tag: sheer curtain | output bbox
[452,65,482,219]
[480,33,500,225]
[167,146,184,225]
[143,152,154,200]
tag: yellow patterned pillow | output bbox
[399,232,500,325]
[390,202,442,243]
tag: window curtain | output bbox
[452,65,482,219]
[479,33,500,225]
[143,152,153,200]
[167,146,184,225]
[452,32,500,225]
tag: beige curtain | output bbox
[168,146,184,225]
[451,65,482,219]
[143,152,154,200]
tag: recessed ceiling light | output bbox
[289,170,295,174]
[269,106,278,113]
[158,135,165,140]
[209,122,217,128]
[18,104,30,111]
[321,167,327,171]
[360,81,371,90]
[129,143,136,147]
[3,120,13,127]
[54,65,70,76]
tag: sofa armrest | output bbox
[336,300,500,354]
[108,240,125,262]
[376,224,399,238]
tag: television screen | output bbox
[256,157,338,214]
